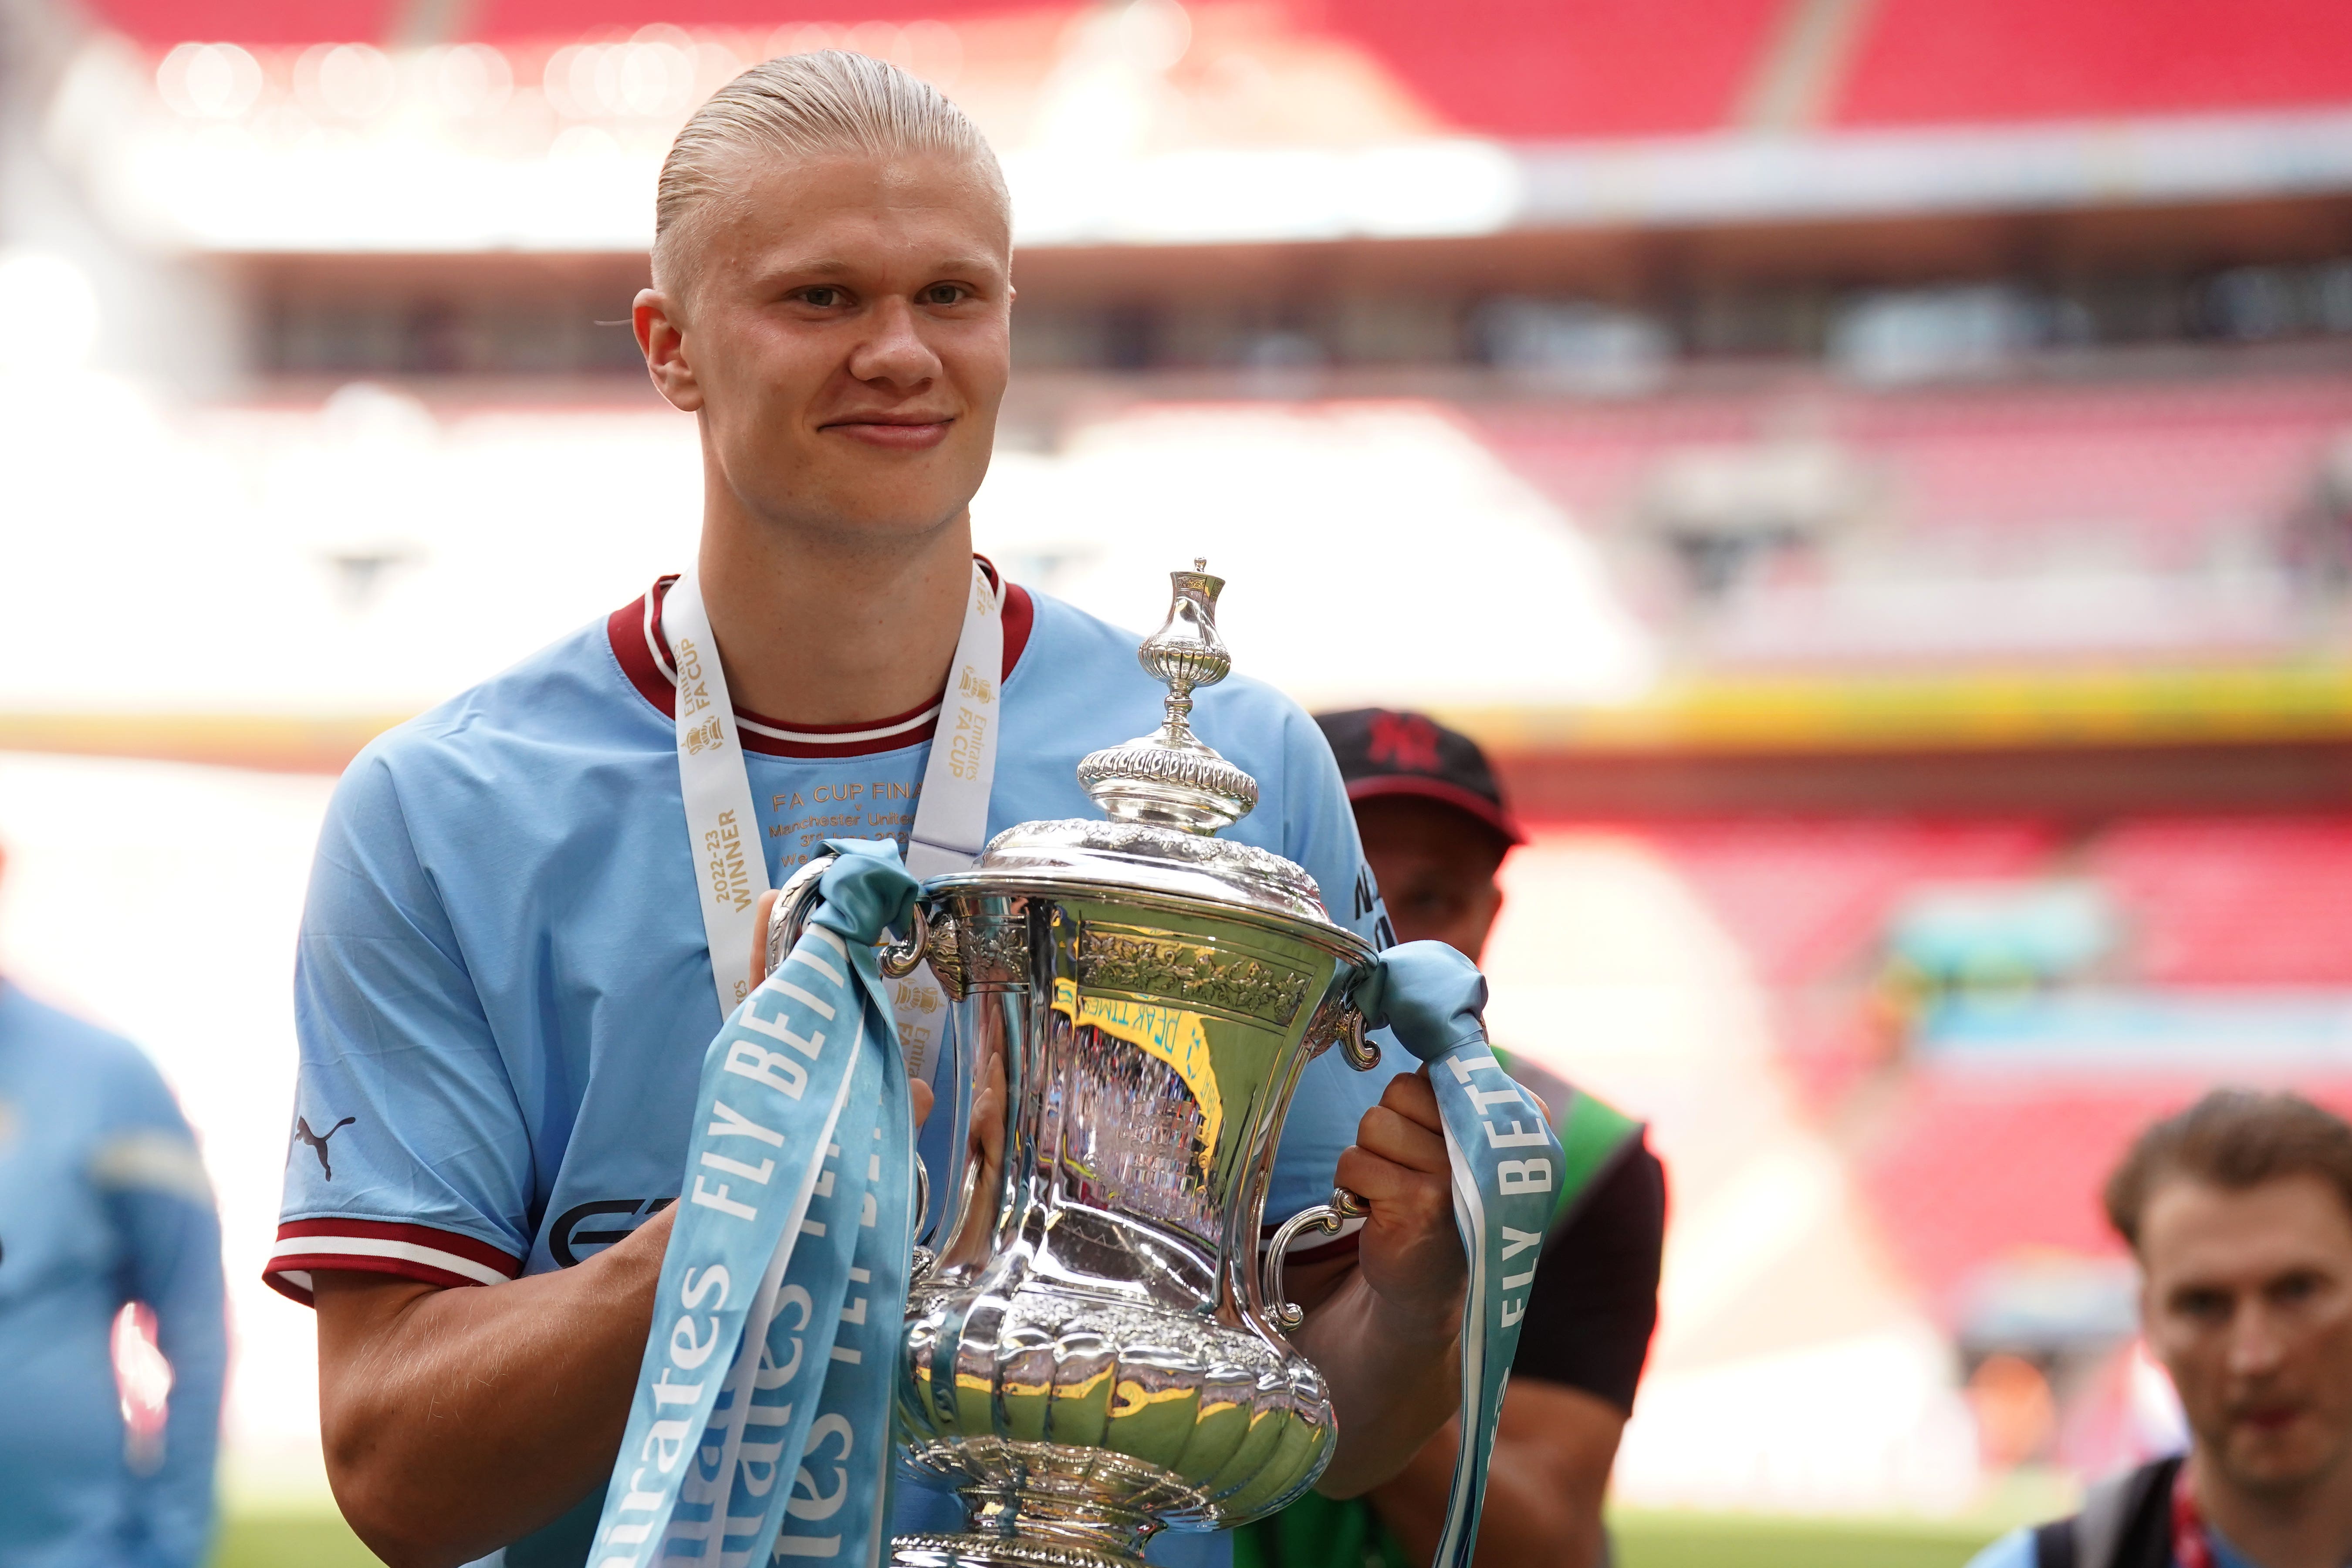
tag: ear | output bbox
[635,287,703,413]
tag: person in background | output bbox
[1239,710,1667,1568]
[0,841,226,1567]
[1970,1090,2352,1568]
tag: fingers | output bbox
[1352,1073,1449,1176]
[910,1077,936,1130]
[1381,1067,1445,1134]
[1335,1142,1446,1215]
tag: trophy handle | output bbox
[763,855,835,979]
[762,851,933,980]
[1261,1186,1369,1331]
[878,903,931,977]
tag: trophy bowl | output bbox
[895,817,1377,1568]
[772,564,1383,1568]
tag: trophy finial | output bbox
[1077,563,1260,833]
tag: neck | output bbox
[695,502,975,727]
[2196,1451,2352,1568]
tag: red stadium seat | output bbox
[2091,817,2352,986]
[1627,818,2060,986]
[1859,1072,2352,1310]
[1835,0,2352,127]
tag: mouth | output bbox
[820,413,955,451]
[2234,1403,2307,1435]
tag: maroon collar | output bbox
[606,561,1034,760]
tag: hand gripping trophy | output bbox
[590,564,1561,1568]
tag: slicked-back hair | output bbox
[652,50,1009,297]
[2105,1088,2352,1250]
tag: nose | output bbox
[847,294,941,390]
[2228,1301,2289,1381]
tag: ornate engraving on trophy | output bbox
[1073,926,1310,1026]
[962,912,1033,990]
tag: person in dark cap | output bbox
[1237,710,1667,1568]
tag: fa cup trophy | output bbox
[767,562,1384,1568]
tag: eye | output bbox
[919,283,970,306]
[2174,1288,2231,1324]
[794,286,846,309]
[2275,1272,2325,1305]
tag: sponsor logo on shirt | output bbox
[549,1196,675,1267]
[291,1115,356,1180]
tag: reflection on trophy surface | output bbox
[767,562,1383,1568]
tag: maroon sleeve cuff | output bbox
[264,1218,524,1306]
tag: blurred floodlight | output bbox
[155,42,261,120]
[0,251,101,370]
[292,43,396,120]
[422,44,514,118]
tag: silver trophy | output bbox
[767,562,1382,1568]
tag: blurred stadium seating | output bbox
[7,0,2352,1527]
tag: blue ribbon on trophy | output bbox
[1352,940,1567,1568]
[591,839,920,1568]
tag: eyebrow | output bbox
[754,255,1004,283]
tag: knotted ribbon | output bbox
[591,839,921,1568]
[1350,940,1566,1568]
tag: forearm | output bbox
[1369,1428,1604,1568]
[1293,1267,1460,1498]
[1368,1381,1623,1568]
[314,1217,668,1568]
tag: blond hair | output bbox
[652,51,1008,295]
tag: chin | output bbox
[751,482,977,544]
[2227,1433,2341,1492]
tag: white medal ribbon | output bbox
[670,561,1003,1079]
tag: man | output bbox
[271,53,1467,1568]
[1238,710,1665,1568]
[0,843,226,1567]
[1970,1090,2352,1568]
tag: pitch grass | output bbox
[213,1509,2008,1568]
[1611,1510,2004,1568]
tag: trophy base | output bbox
[892,1532,1147,1568]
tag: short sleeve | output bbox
[1262,703,1400,1225]
[267,748,532,1304]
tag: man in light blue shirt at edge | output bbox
[1968,1091,2352,1568]
[0,844,226,1568]
[272,51,1472,1568]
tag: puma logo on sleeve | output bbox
[292,1115,357,1181]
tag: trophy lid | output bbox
[933,562,1363,942]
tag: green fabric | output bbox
[1548,1084,1642,1232]
[1233,1487,1415,1568]
[1234,1054,1642,1568]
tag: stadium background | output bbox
[4,0,2352,1561]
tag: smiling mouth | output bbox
[821,415,955,450]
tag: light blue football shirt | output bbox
[273,574,1398,1568]
[0,982,225,1568]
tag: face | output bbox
[635,150,1011,545]
[2141,1173,2352,1497]
[1352,796,1506,962]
